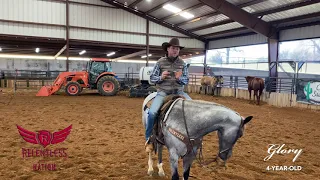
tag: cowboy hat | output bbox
[162,38,184,52]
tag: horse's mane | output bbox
[185,99,241,116]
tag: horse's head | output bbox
[238,116,253,138]
[218,75,224,84]
[245,76,255,83]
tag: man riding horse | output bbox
[145,38,192,153]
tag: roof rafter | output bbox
[190,0,320,32]
[176,0,267,27]
[100,0,206,42]
[129,0,144,8]
[271,11,320,25]
[160,3,204,21]
[204,11,320,39]
[198,0,277,38]
[146,0,177,14]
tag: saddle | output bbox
[145,95,179,146]
[148,95,202,156]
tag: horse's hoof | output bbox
[147,170,153,176]
[158,171,165,177]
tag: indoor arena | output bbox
[0,0,319,180]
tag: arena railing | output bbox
[188,74,305,95]
[0,70,140,91]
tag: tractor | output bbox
[36,58,120,96]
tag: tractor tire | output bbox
[97,76,120,96]
[65,82,81,96]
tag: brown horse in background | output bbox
[199,76,223,95]
[245,76,265,105]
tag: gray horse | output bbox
[142,92,253,180]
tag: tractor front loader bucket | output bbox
[36,86,53,96]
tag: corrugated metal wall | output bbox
[69,4,146,33]
[0,0,66,38]
[280,25,320,41]
[208,34,268,49]
[0,0,65,24]
[69,3,146,44]
[149,22,204,48]
[70,28,146,45]
[149,36,204,49]
[0,21,65,39]
[0,0,204,48]
[149,22,187,37]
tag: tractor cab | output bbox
[86,58,113,85]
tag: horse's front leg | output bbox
[182,148,197,180]
[157,145,165,177]
[147,152,154,176]
[248,89,252,100]
[212,86,215,96]
[169,148,180,180]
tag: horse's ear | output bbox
[244,116,253,125]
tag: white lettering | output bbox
[264,144,302,162]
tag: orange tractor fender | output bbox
[94,72,116,84]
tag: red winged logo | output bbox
[17,125,72,148]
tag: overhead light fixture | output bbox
[141,54,152,58]
[163,4,181,13]
[35,48,40,53]
[0,47,2,51]
[195,52,199,54]
[191,17,201,22]
[79,50,86,55]
[180,12,194,19]
[107,52,115,57]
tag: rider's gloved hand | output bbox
[161,71,170,80]
[174,71,182,79]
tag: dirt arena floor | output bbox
[0,88,320,180]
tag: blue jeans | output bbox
[145,90,191,141]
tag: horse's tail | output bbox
[260,80,265,95]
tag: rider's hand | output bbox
[175,71,182,79]
[161,71,170,80]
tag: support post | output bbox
[268,37,279,92]
[203,41,208,75]
[146,19,149,67]
[66,0,70,71]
